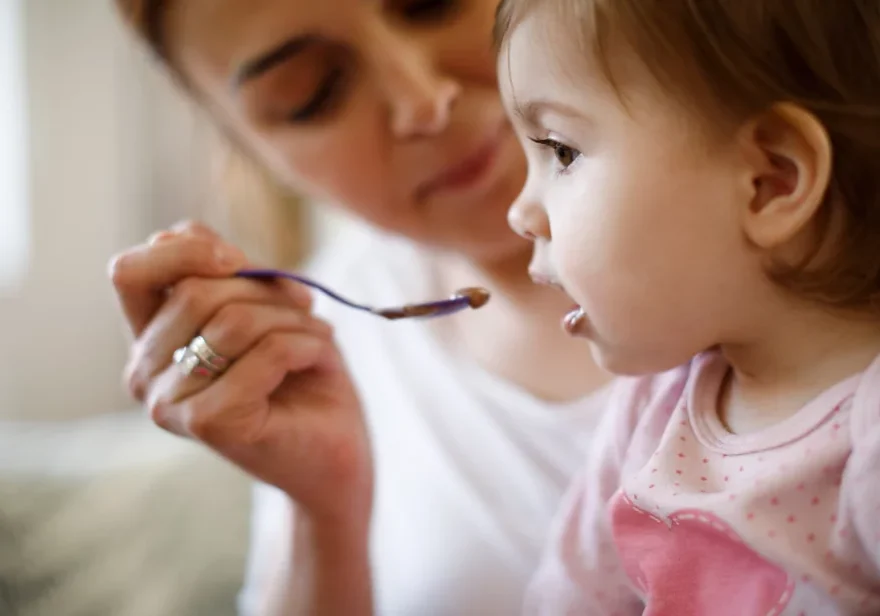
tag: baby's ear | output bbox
[738,103,832,249]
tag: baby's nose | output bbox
[508,193,550,240]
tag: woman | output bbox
[111,1,612,614]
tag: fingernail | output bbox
[215,245,245,268]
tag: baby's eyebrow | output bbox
[511,100,531,124]
[513,98,587,126]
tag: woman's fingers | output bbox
[126,294,311,400]
[201,301,324,359]
[110,233,248,337]
[125,279,313,400]
[170,220,221,239]
[113,222,372,520]
[147,327,334,444]
[147,221,220,246]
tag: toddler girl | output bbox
[496,0,880,613]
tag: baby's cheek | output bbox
[585,282,696,372]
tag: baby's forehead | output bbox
[498,17,608,98]
[497,18,654,126]
[498,9,726,136]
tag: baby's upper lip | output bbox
[528,269,565,291]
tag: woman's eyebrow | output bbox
[232,34,322,88]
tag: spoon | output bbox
[236,268,491,320]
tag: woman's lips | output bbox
[417,125,506,200]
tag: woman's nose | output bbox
[369,31,461,138]
[390,76,460,138]
[508,192,550,241]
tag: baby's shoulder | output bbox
[595,362,694,466]
[849,351,880,439]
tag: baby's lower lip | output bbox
[563,306,587,336]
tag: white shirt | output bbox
[238,224,610,616]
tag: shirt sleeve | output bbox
[524,368,689,615]
[839,400,880,582]
[237,482,293,616]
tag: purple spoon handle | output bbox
[235,268,489,320]
[237,268,374,313]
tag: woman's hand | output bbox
[109,221,373,525]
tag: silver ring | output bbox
[173,335,229,378]
[188,335,230,372]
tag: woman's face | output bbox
[163,0,528,261]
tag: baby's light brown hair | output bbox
[495,0,880,311]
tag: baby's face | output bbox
[500,12,766,375]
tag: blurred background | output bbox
[0,1,336,614]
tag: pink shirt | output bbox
[527,352,880,615]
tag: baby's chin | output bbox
[588,338,697,377]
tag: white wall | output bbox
[0,0,213,420]
[0,0,29,290]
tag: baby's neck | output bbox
[718,303,880,434]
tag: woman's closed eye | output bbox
[529,137,582,172]
[394,0,460,23]
[275,0,458,124]
[287,65,347,123]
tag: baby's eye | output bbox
[529,137,581,170]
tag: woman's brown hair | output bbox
[496,0,880,311]
[115,0,168,59]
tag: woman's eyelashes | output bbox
[396,0,460,23]
[286,66,346,123]
[529,137,582,172]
